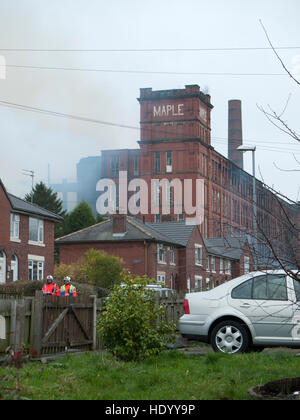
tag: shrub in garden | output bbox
[97,274,176,362]
[54,249,123,290]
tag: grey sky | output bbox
[0,0,299,203]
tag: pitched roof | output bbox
[203,237,247,260]
[56,217,183,245]
[147,222,195,246]
[0,178,63,222]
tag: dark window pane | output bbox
[253,276,268,300]
[232,279,253,299]
[267,275,287,301]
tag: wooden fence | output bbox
[0,291,184,356]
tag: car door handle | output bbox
[240,303,251,308]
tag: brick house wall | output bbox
[57,219,254,293]
[0,180,59,283]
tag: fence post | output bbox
[32,291,44,356]
[91,295,97,351]
[10,299,25,352]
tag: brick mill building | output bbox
[56,84,298,291]
[99,85,299,273]
[56,214,254,292]
[0,179,63,283]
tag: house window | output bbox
[195,244,203,266]
[166,151,173,173]
[211,256,216,273]
[28,260,44,281]
[244,256,250,274]
[157,272,166,284]
[170,247,175,264]
[206,256,210,272]
[220,258,224,274]
[157,244,166,263]
[225,260,232,275]
[195,275,203,291]
[29,218,44,244]
[10,214,20,240]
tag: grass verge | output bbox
[1,349,300,400]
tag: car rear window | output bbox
[232,279,253,299]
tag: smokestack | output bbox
[228,100,243,169]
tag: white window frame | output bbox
[169,247,175,265]
[29,218,44,245]
[225,260,232,275]
[157,243,166,264]
[195,244,203,266]
[157,272,166,284]
[28,259,44,281]
[244,256,250,274]
[206,256,210,272]
[10,213,20,241]
[220,258,224,274]
[211,256,216,273]
[195,275,203,291]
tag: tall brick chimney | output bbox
[112,213,127,236]
[228,100,243,169]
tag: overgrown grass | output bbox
[1,350,300,400]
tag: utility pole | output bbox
[22,169,35,203]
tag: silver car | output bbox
[179,270,300,354]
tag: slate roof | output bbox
[1,178,63,222]
[203,237,247,260]
[8,193,63,221]
[56,217,184,245]
[147,222,195,247]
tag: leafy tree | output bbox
[54,249,123,290]
[79,249,123,289]
[98,273,176,362]
[63,201,96,235]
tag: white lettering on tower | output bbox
[153,104,184,117]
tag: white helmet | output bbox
[64,276,71,284]
[47,275,54,283]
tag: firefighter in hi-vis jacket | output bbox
[60,276,77,297]
[42,275,60,296]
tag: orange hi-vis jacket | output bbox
[42,283,60,296]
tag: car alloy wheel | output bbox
[211,320,250,354]
[215,325,243,354]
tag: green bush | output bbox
[97,274,176,362]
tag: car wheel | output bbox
[210,320,250,354]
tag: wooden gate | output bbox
[33,292,97,356]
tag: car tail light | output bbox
[183,299,190,314]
